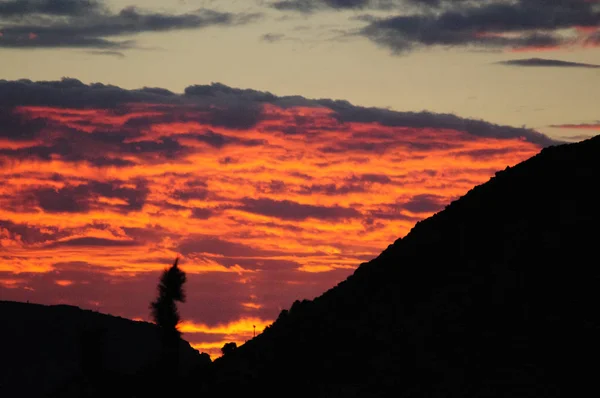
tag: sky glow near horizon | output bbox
[1,0,599,358]
[0,80,548,357]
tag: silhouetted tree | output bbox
[221,342,237,356]
[150,257,187,384]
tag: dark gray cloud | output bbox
[28,186,92,213]
[0,1,260,49]
[0,78,559,149]
[550,122,600,129]
[171,183,211,205]
[359,0,600,53]
[178,236,283,258]
[239,197,362,221]
[401,193,446,213]
[497,58,600,68]
[171,180,210,202]
[205,106,267,130]
[0,78,163,108]
[271,0,403,13]
[297,182,367,195]
[47,237,140,248]
[15,179,149,214]
[0,127,185,166]
[0,219,69,245]
[0,33,131,49]
[316,99,557,147]
[261,33,285,42]
[361,194,449,220]
[0,107,47,140]
[184,82,278,103]
[0,0,103,17]
[350,173,392,184]
[295,174,392,196]
[366,206,422,222]
[190,207,214,219]
[85,50,125,58]
[452,147,516,160]
[271,0,317,12]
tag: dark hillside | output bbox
[0,301,209,397]
[206,135,600,397]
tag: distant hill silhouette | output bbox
[204,135,600,397]
[0,301,209,397]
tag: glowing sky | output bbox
[1,0,599,358]
[0,79,556,357]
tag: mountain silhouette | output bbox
[202,135,600,397]
[0,301,209,397]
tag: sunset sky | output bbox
[1,0,599,358]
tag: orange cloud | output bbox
[0,83,550,353]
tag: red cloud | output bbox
[0,83,549,355]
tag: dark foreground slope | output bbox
[206,136,600,397]
[0,301,209,397]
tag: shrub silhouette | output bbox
[221,342,237,356]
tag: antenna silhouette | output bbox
[253,324,256,338]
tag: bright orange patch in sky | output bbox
[0,103,542,355]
